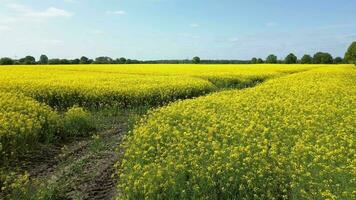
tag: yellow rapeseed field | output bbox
[0,64,354,199]
[117,65,356,199]
[0,64,313,109]
[0,92,59,159]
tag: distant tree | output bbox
[71,59,80,64]
[333,57,343,64]
[94,56,113,64]
[21,56,36,65]
[118,57,127,64]
[284,53,298,64]
[313,52,333,64]
[39,54,49,64]
[300,54,313,64]
[266,54,277,63]
[251,57,258,64]
[344,41,356,64]
[88,59,94,64]
[257,58,264,63]
[48,59,61,65]
[0,57,14,65]
[60,59,70,64]
[80,56,89,64]
[192,56,201,64]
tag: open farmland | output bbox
[0,64,313,109]
[1,0,355,199]
[0,64,355,199]
[117,65,355,199]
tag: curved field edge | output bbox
[0,65,316,162]
[0,64,351,198]
[0,64,310,198]
[0,64,319,109]
[117,66,356,199]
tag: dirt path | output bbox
[3,113,132,200]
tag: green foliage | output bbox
[63,106,95,137]
[71,58,80,64]
[94,56,113,64]
[313,52,333,64]
[300,54,313,64]
[80,56,89,64]
[118,57,127,64]
[0,169,30,198]
[251,57,258,64]
[284,53,297,64]
[333,57,343,64]
[344,41,356,64]
[0,57,14,65]
[20,56,36,65]
[192,56,201,64]
[266,54,277,63]
[39,55,49,65]
[257,58,264,63]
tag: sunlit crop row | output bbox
[117,66,356,199]
[0,64,314,109]
[0,64,318,161]
[0,92,60,159]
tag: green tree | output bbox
[300,54,313,64]
[60,59,70,64]
[266,54,277,63]
[118,57,127,64]
[22,56,36,65]
[257,58,264,63]
[39,54,49,64]
[284,53,298,64]
[94,56,113,64]
[333,57,343,64]
[80,56,89,64]
[71,59,80,64]
[251,57,257,64]
[48,59,61,64]
[192,56,201,64]
[0,57,14,65]
[313,52,333,64]
[344,41,356,64]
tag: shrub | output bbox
[63,106,95,137]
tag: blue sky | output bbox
[0,0,355,60]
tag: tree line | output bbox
[252,52,342,64]
[1,41,355,65]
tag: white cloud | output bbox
[29,7,73,18]
[7,3,73,18]
[190,23,199,28]
[228,37,239,42]
[92,30,104,35]
[106,10,126,15]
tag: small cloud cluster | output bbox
[0,2,73,34]
[190,23,200,28]
[7,3,73,18]
[106,10,126,15]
